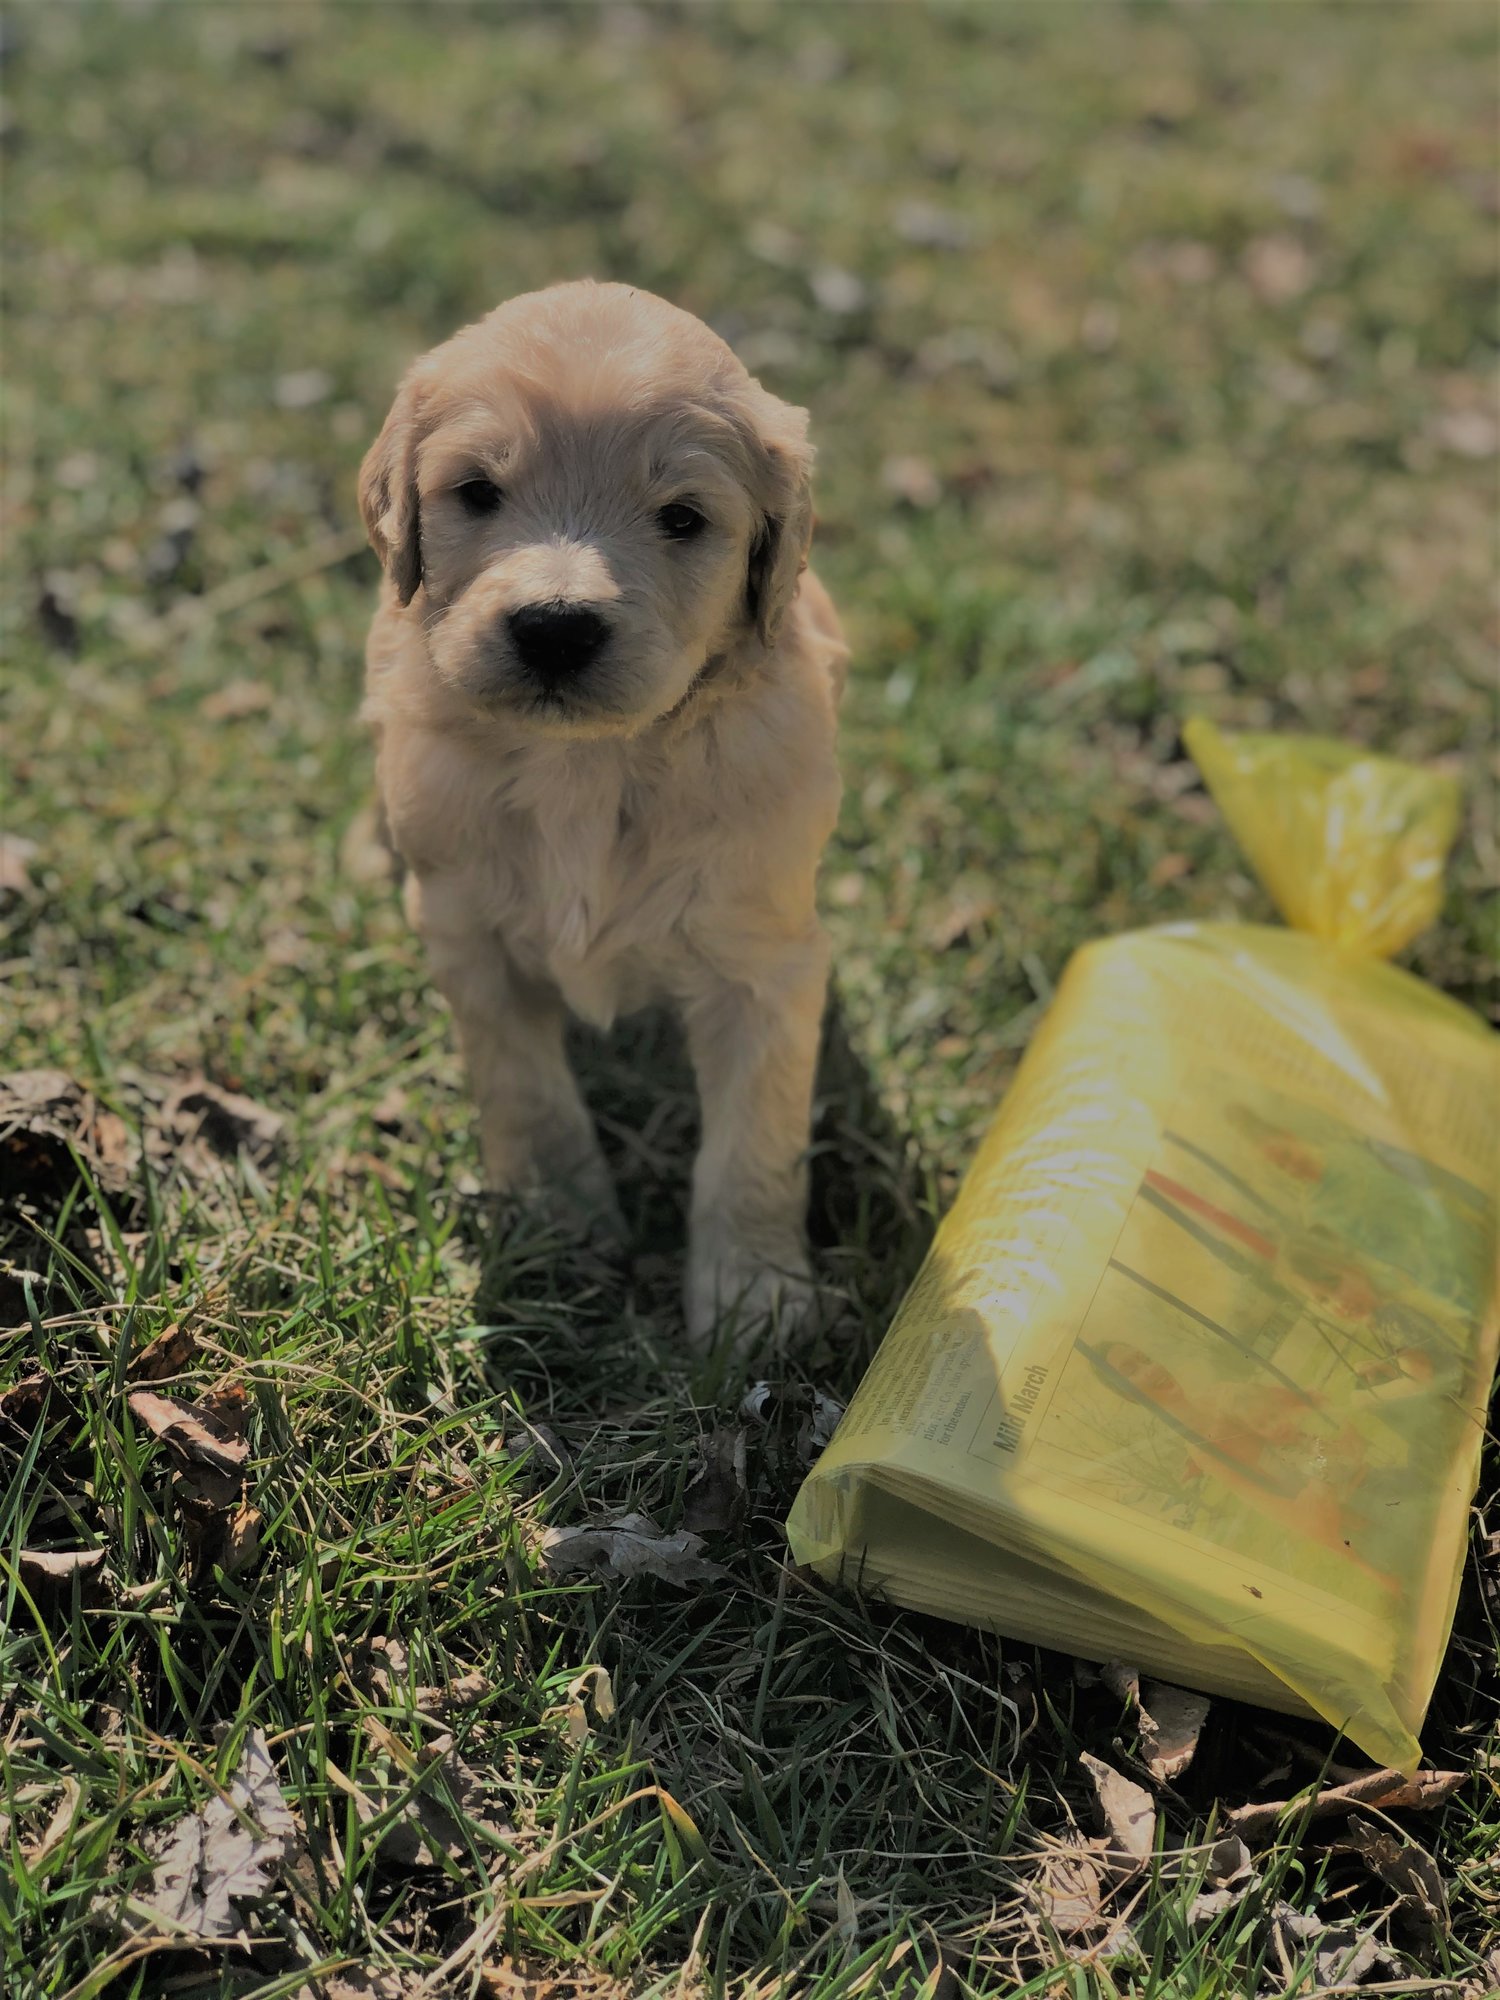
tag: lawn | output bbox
[3,3,1497,1996]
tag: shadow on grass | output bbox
[463,988,933,1409]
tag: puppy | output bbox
[358,281,847,1343]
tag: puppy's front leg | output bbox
[408,873,620,1239]
[683,933,830,1345]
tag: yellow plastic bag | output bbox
[789,722,1496,1771]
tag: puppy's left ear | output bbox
[740,386,814,651]
[358,366,427,606]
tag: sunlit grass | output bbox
[3,4,1496,1996]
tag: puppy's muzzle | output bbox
[507,601,611,688]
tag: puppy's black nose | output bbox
[507,601,610,682]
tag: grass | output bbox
[2,2,1497,1996]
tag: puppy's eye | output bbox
[455,477,504,516]
[657,502,707,542]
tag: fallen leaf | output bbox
[162,1079,283,1171]
[1341,1815,1447,1929]
[1430,407,1498,459]
[739,1381,845,1465]
[1101,1661,1139,1705]
[0,1369,78,1440]
[1079,1752,1157,1871]
[538,1512,726,1586]
[834,1864,859,1943]
[314,1973,414,2000]
[339,800,401,885]
[926,890,999,951]
[1206,1833,1253,1886]
[0,833,38,897]
[274,367,332,410]
[1185,1885,1241,1928]
[127,1321,198,1382]
[219,1503,264,1579]
[1228,1765,1464,1837]
[22,1777,80,1867]
[912,327,1018,392]
[1034,1839,1112,1936]
[196,1381,250,1437]
[799,1390,844,1463]
[18,1547,106,1588]
[131,1727,295,1941]
[368,1636,490,1718]
[199,677,273,721]
[1274,1901,1401,1986]
[502,1416,572,1483]
[809,264,869,316]
[681,1426,748,1535]
[127,1389,250,1479]
[352,1719,513,1868]
[572,1662,616,1724]
[1147,851,1193,890]
[0,1070,137,1217]
[478,1959,632,2000]
[1242,233,1316,303]
[549,1665,615,1747]
[880,454,943,510]
[1138,1680,1210,1784]
[1186,1834,1257,1926]
[892,199,972,250]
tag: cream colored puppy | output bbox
[359,281,847,1344]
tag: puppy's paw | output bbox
[685,1232,819,1350]
[486,1147,627,1255]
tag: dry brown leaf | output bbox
[22,1777,81,1867]
[478,1958,633,2000]
[352,1721,513,1868]
[1138,1680,1210,1784]
[1430,407,1499,460]
[1340,1816,1448,1930]
[552,1662,618,1743]
[893,198,972,250]
[1206,1833,1253,1886]
[0,1369,78,1440]
[368,1636,490,1719]
[681,1426,748,1535]
[1186,1833,1257,1927]
[880,454,943,510]
[740,1381,845,1466]
[1079,1752,1157,1871]
[0,1070,138,1216]
[1242,233,1316,303]
[162,1079,283,1171]
[18,1547,106,1589]
[1033,1839,1113,1936]
[219,1503,264,1578]
[539,1512,727,1586]
[926,890,999,952]
[1269,1903,1400,1989]
[313,1973,414,2000]
[1228,1765,1464,1838]
[196,1382,251,1438]
[127,1321,198,1382]
[199,677,273,721]
[0,833,38,897]
[126,1388,249,1479]
[339,800,401,886]
[130,1727,295,1941]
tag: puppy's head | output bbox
[359,282,813,736]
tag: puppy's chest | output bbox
[496,782,689,1026]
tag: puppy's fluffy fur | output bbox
[359,281,847,1342]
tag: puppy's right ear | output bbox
[358,371,425,606]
